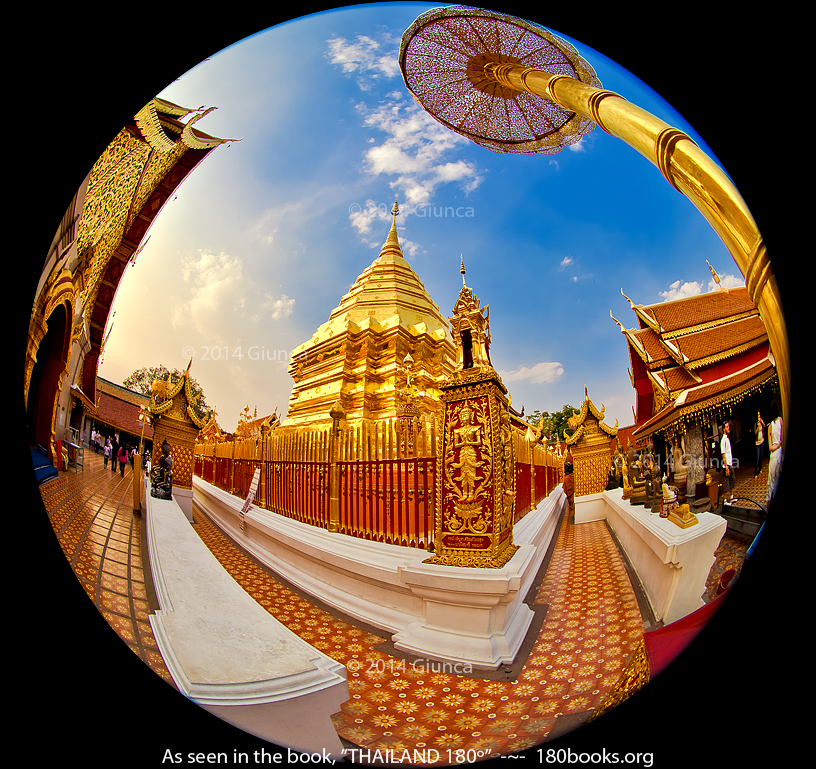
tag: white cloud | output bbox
[261,294,295,321]
[568,139,586,153]
[327,34,483,249]
[355,96,483,212]
[350,199,391,238]
[326,35,400,90]
[500,361,565,385]
[708,273,745,291]
[559,256,573,270]
[174,250,245,336]
[660,279,703,301]
[172,249,295,339]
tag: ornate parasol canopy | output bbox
[399,5,602,155]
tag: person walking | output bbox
[753,410,766,477]
[766,400,783,505]
[110,436,119,472]
[117,444,129,477]
[720,421,735,504]
[103,438,111,469]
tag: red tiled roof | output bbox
[94,385,153,439]
[630,327,673,367]
[661,366,699,392]
[641,286,756,333]
[671,315,767,368]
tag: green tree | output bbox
[525,404,579,442]
[123,365,214,423]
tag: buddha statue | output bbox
[622,457,632,499]
[150,440,174,500]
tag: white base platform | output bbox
[575,488,727,625]
[193,477,566,670]
[144,485,348,757]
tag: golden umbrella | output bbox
[400,5,789,446]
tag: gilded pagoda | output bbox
[282,202,456,428]
[565,386,619,497]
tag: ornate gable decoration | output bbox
[199,414,224,443]
[149,362,208,429]
[566,386,619,446]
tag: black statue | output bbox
[150,440,174,500]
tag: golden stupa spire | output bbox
[380,196,402,257]
[460,254,466,287]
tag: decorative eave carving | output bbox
[565,385,618,445]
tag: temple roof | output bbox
[93,378,154,439]
[636,286,757,334]
[633,354,777,439]
[615,283,776,436]
[292,208,453,356]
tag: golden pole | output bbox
[134,406,150,512]
[483,61,789,445]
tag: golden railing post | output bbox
[132,454,142,512]
[328,401,345,533]
[259,426,268,510]
[230,439,236,496]
[483,60,789,444]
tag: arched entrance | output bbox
[27,303,71,460]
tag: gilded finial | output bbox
[383,196,401,252]
[460,254,466,287]
[706,260,724,290]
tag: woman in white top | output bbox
[766,399,783,505]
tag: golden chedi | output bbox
[282,201,455,429]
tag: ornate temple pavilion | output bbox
[611,275,778,484]
[282,203,456,428]
[26,97,231,463]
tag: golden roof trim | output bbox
[685,337,769,370]
[635,357,777,439]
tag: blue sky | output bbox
[98,2,746,432]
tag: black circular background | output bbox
[16,3,795,766]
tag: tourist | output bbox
[90,428,97,453]
[117,444,129,477]
[110,436,119,471]
[103,438,111,469]
[766,400,783,505]
[754,410,766,477]
[720,421,735,504]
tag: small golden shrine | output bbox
[565,386,619,497]
[148,360,208,492]
[282,201,455,429]
[668,502,699,529]
[426,260,518,568]
[198,414,224,444]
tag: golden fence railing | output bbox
[337,418,437,549]
[194,420,563,550]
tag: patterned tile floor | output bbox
[37,450,753,760]
[38,451,175,686]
